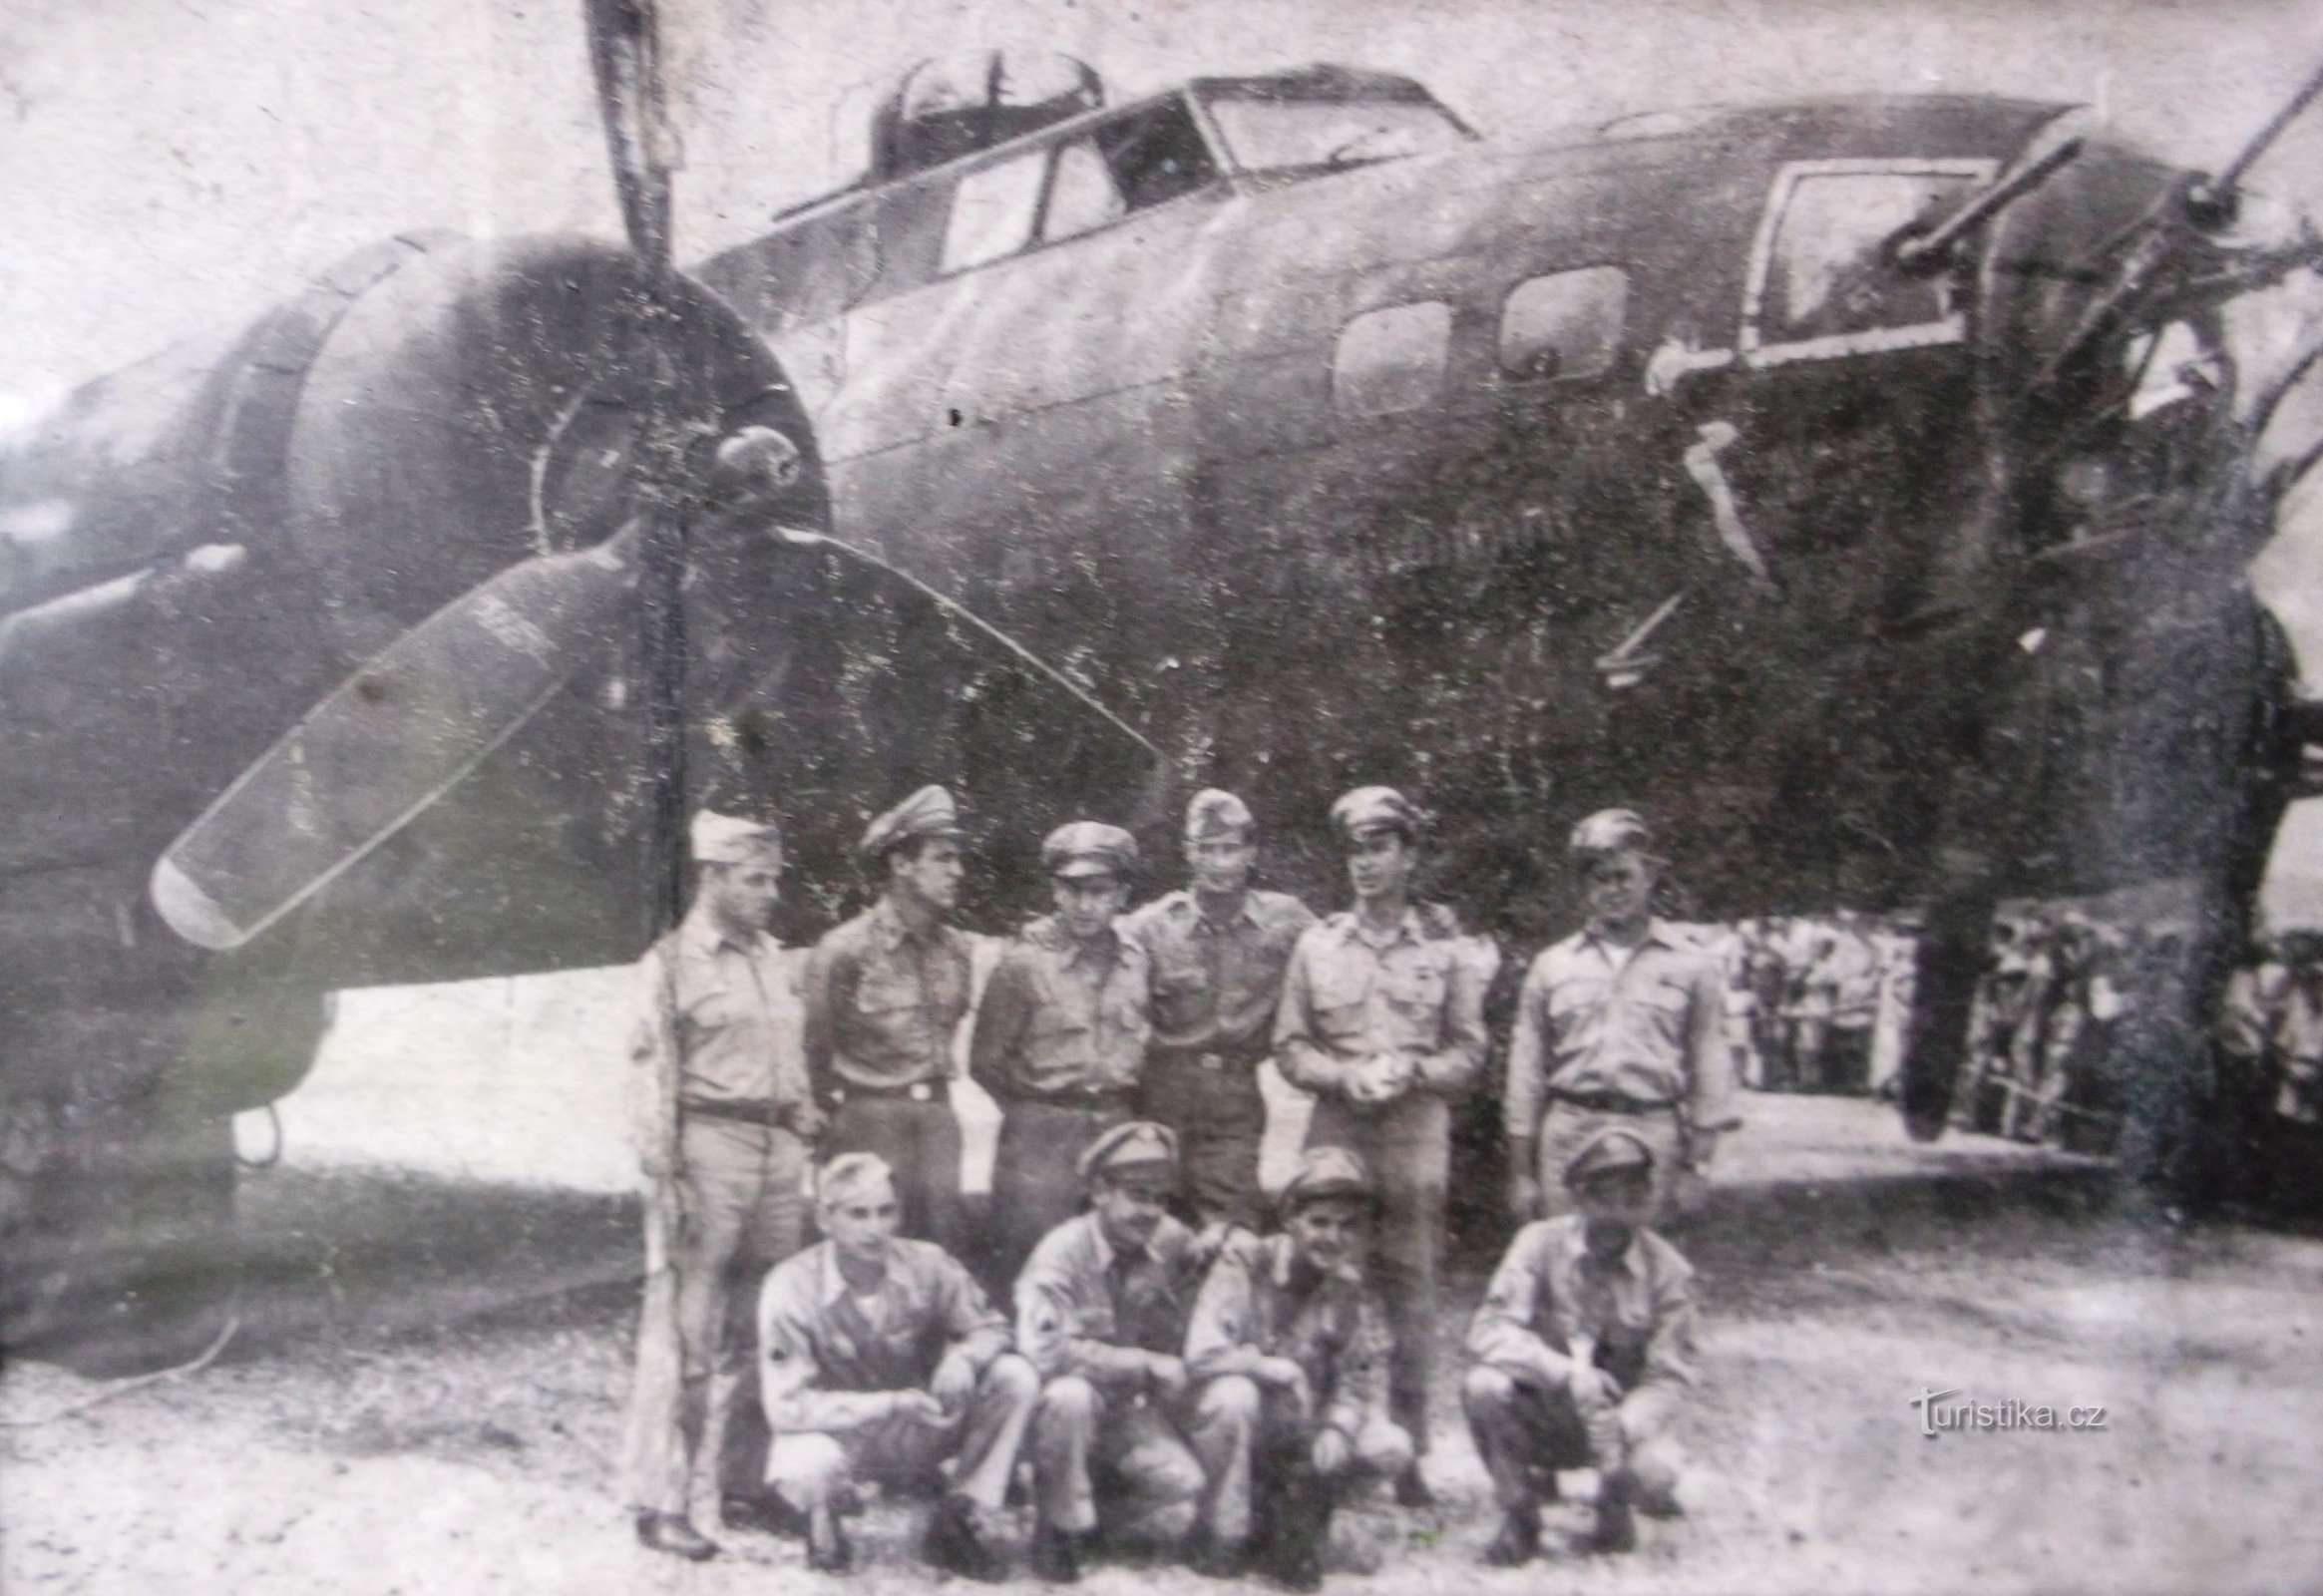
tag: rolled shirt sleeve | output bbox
[1272,932,1351,1095]
[935,1252,1012,1375]
[1504,962,1552,1142]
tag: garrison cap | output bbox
[1076,1119,1178,1183]
[1278,1146,1376,1213]
[859,784,963,861]
[1185,788,1256,842]
[1563,1126,1658,1188]
[691,809,783,865]
[1569,807,1654,863]
[1330,786,1422,843]
[815,1151,897,1206]
[1043,821,1139,880]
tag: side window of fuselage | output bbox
[1500,266,1629,381]
[1742,161,1995,363]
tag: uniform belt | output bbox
[680,1096,801,1127]
[831,1078,949,1104]
[1153,1045,1265,1073]
[1547,1089,1676,1114]
[1012,1086,1134,1111]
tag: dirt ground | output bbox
[6,1096,2322,1596]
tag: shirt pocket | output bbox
[680,982,751,1043]
[1383,960,1447,1018]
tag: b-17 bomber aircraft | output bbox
[2,7,2321,1368]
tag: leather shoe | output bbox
[721,1492,805,1538]
[1029,1523,1085,1584]
[1481,1508,1539,1568]
[635,1511,718,1561]
[924,1493,1009,1582]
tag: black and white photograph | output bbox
[5,0,2323,1589]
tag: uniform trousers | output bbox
[1028,1375,1205,1540]
[1139,1051,1268,1228]
[1186,1375,1411,1547]
[1461,1365,1682,1513]
[1304,1091,1447,1456]
[990,1098,1129,1281]
[621,1116,809,1517]
[765,1353,1040,1513]
[1531,1101,1687,1222]
[824,1091,965,1252]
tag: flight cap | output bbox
[859,784,964,861]
[1330,786,1421,843]
[691,810,782,865]
[1043,821,1139,880]
[1563,1126,1658,1188]
[1185,789,1256,842]
[816,1151,898,1207]
[1279,1146,1377,1213]
[1077,1120,1178,1183]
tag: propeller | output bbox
[152,0,698,951]
[152,526,647,950]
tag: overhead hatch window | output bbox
[1742,159,1995,367]
[1333,300,1452,417]
[941,149,1048,272]
[1500,266,1629,381]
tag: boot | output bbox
[805,1500,854,1573]
[1481,1505,1540,1568]
[924,1492,1009,1582]
[1582,1476,1637,1555]
[1029,1523,1085,1584]
[634,1511,717,1562]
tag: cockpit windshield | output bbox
[1197,96,1468,175]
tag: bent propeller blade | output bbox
[151,525,645,951]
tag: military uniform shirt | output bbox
[804,898,974,1092]
[969,917,1153,1099]
[1184,1233,1391,1439]
[757,1237,1012,1432]
[1273,909,1487,1097]
[1504,922,1738,1136]
[633,910,814,1107]
[1468,1214,1698,1392]
[1014,1212,1205,1386]
[1125,889,1316,1062]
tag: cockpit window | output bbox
[1199,97,1466,174]
[1742,159,1996,365]
[1042,139,1128,241]
[941,149,1048,272]
[1089,98,1221,211]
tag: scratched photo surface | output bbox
[5,0,2323,1591]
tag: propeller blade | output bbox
[582,0,679,269]
[151,524,645,951]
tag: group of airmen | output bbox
[616,780,1737,1585]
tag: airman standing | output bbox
[1125,789,1317,1232]
[1464,1129,1698,1563]
[804,785,974,1251]
[970,822,1154,1280]
[1015,1122,1210,1583]
[1274,785,1488,1506]
[1182,1147,1411,1590]
[757,1152,1036,1579]
[1504,808,1737,1226]
[621,810,824,1561]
